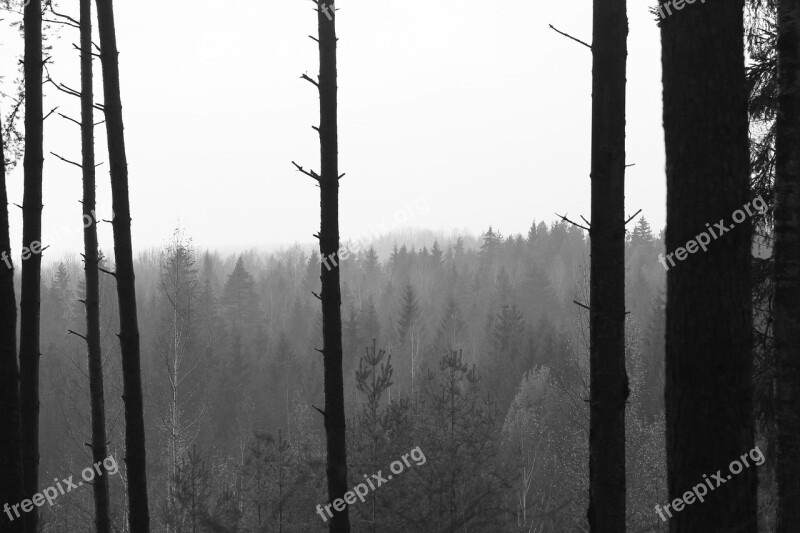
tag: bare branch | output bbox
[43,106,58,121]
[291,161,320,181]
[68,329,88,341]
[300,73,319,87]
[58,112,81,127]
[50,151,82,169]
[48,5,80,27]
[312,405,326,417]
[573,300,591,311]
[98,266,117,278]
[555,212,590,232]
[548,24,592,50]
[42,18,79,29]
[625,209,643,225]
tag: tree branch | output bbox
[50,151,82,169]
[67,329,88,341]
[555,212,590,232]
[548,24,592,50]
[573,300,591,311]
[625,209,643,225]
[300,73,319,87]
[291,161,320,181]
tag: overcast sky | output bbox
[1,0,665,262]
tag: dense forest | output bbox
[30,220,670,532]
[1,0,798,532]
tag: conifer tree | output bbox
[772,0,800,528]
[0,110,23,533]
[661,1,756,529]
[19,1,44,529]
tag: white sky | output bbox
[1,0,666,262]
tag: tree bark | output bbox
[317,2,351,531]
[587,0,628,531]
[0,113,24,533]
[19,1,44,531]
[82,0,111,530]
[774,0,800,530]
[661,2,757,531]
[94,0,151,530]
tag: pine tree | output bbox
[19,1,44,530]
[79,1,111,525]
[433,295,466,356]
[221,257,261,341]
[51,263,75,323]
[359,296,381,346]
[397,284,420,340]
[431,240,444,269]
[294,3,351,529]
[96,0,151,526]
[629,217,654,248]
[0,107,23,533]
[487,305,529,413]
[588,0,629,528]
[662,1,756,529]
[772,0,800,528]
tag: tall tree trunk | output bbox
[661,2,756,531]
[94,0,151,530]
[19,1,44,531]
[0,114,24,533]
[774,0,800,530]
[316,2,351,531]
[587,0,628,531]
[82,0,111,530]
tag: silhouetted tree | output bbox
[587,0,629,530]
[661,1,757,530]
[19,0,44,530]
[95,0,151,528]
[773,0,800,529]
[79,0,111,528]
[292,2,350,530]
[0,110,23,533]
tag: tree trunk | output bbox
[82,0,112,530]
[661,2,756,531]
[0,113,24,533]
[19,1,44,531]
[774,0,800,530]
[94,0,151,530]
[587,0,628,531]
[317,2,351,531]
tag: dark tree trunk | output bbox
[774,0,800,530]
[94,0,151,530]
[661,2,756,531]
[19,1,44,532]
[317,2,350,531]
[82,0,111,530]
[0,115,24,533]
[587,1,628,531]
